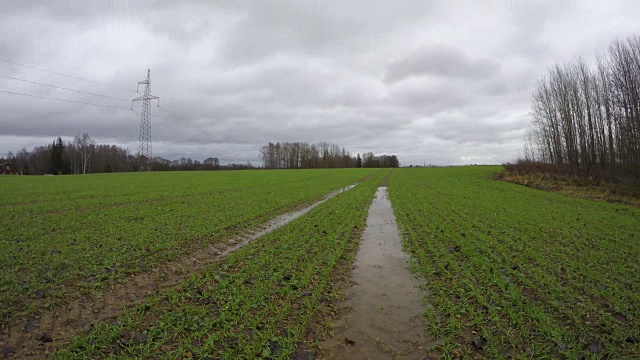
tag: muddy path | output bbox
[0,184,357,359]
[317,187,432,359]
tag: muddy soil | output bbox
[0,185,356,359]
[318,187,431,360]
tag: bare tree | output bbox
[523,35,640,179]
[204,157,220,168]
[73,133,96,174]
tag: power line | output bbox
[0,58,136,93]
[0,90,134,111]
[158,105,192,124]
[1,75,131,102]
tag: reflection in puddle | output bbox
[320,187,430,359]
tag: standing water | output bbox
[320,187,430,359]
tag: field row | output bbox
[388,167,640,359]
[52,170,388,358]
[0,169,379,324]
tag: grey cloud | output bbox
[216,1,438,64]
[2,1,640,166]
[388,78,474,115]
[385,45,501,83]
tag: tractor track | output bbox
[0,184,358,359]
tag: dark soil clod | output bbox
[24,318,39,333]
[110,342,122,354]
[525,347,534,357]
[472,336,488,350]
[34,289,46,300]
[34,332,53,343]
[133,333,148,344]
[293,348,314,360]
[588,340,603,353]
[78,319,93,331]
[1,346,16,359]
[344,337,355,347]
[268,339,280,355]
[196,296,212,305]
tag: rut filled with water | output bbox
[320,186,430,359]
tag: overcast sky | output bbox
[1,1,639,165]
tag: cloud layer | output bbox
[1,0,639,165]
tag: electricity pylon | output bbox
[132,69,159,171]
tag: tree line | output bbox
[0,133,241,175]
[359,152,400,168]
[518,35,640,180]
[2,136,399,175]
[259,141,399,169]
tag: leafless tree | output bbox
[525,35,640,179]
[73,133,96,174]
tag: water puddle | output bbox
[319,187,429,359]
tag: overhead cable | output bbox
[0,59,136,93]
[1,75,131,102]
[0,90,134,111]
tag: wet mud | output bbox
[0,184,357,359]
[319,187,430,359]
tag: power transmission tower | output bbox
[132,69,159,171]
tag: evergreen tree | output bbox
[49,137,66,174]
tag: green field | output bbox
[54,170,388,359]
[1,167,638,359]
[0,169,378,322]
[389,167,640,359]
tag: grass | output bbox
[4,166,638,359]
[497,167,640,207]
[53,170,389,359]
[388,166,640,359]
[0,169,378,324]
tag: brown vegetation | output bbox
[498,162,640,207]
